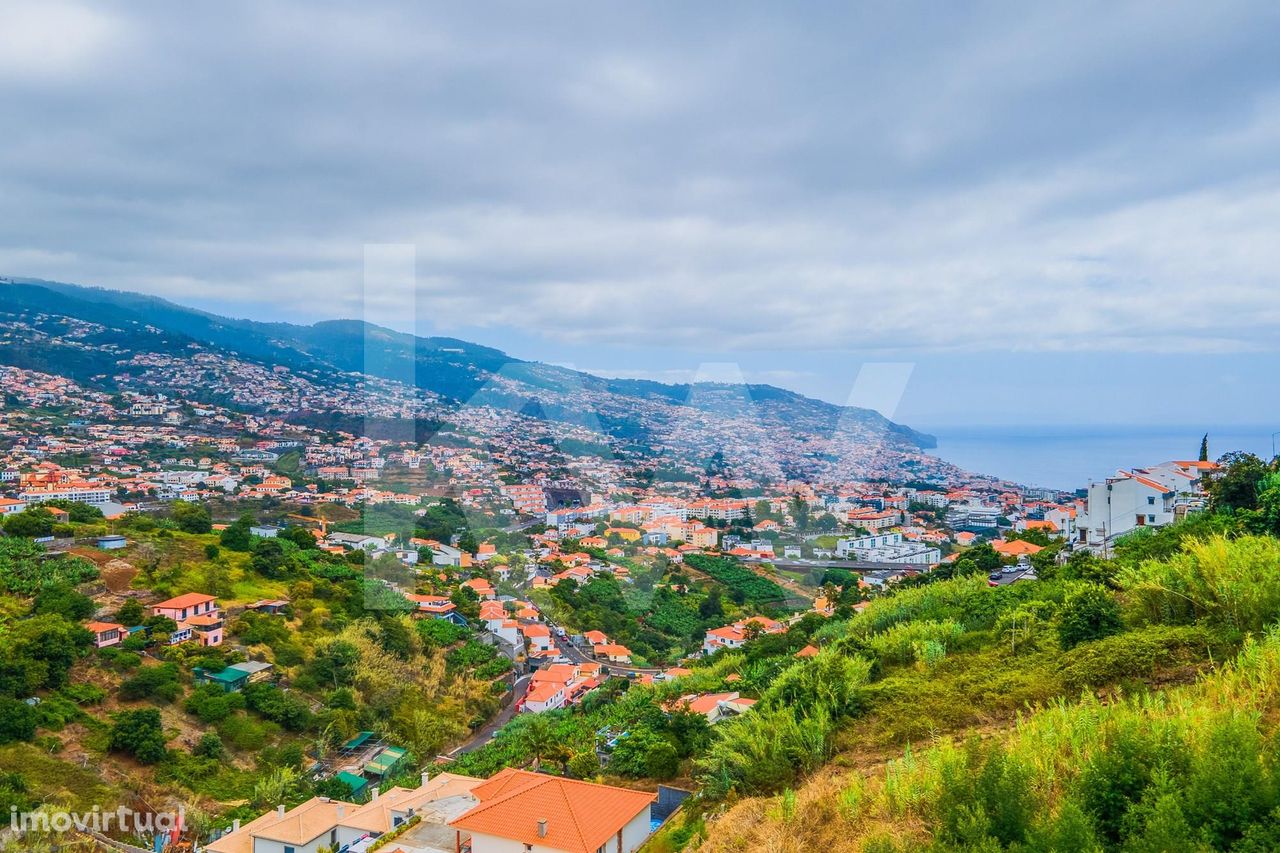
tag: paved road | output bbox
[448,672,531,756]
[546,623,669,676]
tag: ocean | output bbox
[923,425,1279,492]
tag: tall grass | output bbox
[1121,535,1280,632]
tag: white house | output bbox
[1076,466,1200,551]
[449,769,655,853]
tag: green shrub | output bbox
[1058,625,1229,691]
[119,663,182,703]
[1057,585,1124,650]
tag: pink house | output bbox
[86,621,127,649]
[151,592,223,646]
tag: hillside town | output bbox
[0,297,1242,853]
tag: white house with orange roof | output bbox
[206,772,483,853]
[701,616,786,655]
[593,643,632,664]
[205,796,353,853]
[522,663,599,713]
[449,768,655,853]
[1077,463,1207,550]
[0,497,27,516]
[461,577,496,600]
[521,622,554,653]
[667,691,757,724]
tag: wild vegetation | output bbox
[650,460,1280,852]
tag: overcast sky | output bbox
[3,1,1280,432]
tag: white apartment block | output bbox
[1076,463,1207,551]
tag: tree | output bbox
[0,698,37,744]
[119,663,182,702]
[172,500,212,534]
[698,586,724,620]
[220,512,256,551]
[1209,452,1269,513]
[8,614,94,692]
[192,731,225,759]
[250,538,290,579]
[108,708,168,763]
[1057,586,1124,650]
[41,499,104,523]
[2,507,55,538]
[1199,434,1210,463]
[32,583,95,621]
[280,525,317,550]
[116,598,145,625]
[310,640,360,688]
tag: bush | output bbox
[193,732,224,759]
[184,683,247,724]
[1121,536,1280,633]
[1058,625,1229,691]
[866,619,965,667]
[218,714,272,751]
[0,698,38,744]
[242,683,312,731]
[108,708,168,764]
[119,663,183,703]
[1057,585,1124,650]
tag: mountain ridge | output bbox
[2,275,936,453]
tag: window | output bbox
[1148,515,1156,523]
[1147,496,1156,505]
[284,847,295,853]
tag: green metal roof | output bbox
[342,731,375,750]
[197,667,247,684]
[336,771,369,795]
[364,746,407,776]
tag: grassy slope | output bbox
[673,534,1280,852]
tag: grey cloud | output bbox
[2,1,1280,354]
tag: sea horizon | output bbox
[922,423,1279,492]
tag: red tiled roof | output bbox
[153,592,216,610]
[451,769,654,853]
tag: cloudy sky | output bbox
[3,1,1280,434]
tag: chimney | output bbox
[337,804,345,819]
[232,819,240,832]
[277,805,286,818]
[421,771,431,787]
[538,818,548,838]
[371,786,380,801]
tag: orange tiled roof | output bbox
[153,592,216,610]
[450,769,654,853]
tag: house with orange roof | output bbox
[151,592,222,646]
[405,594,467,625]
[206,772,482,853]
[667,691,757,724]
[521,622,554,652]
[0,497,27,516]
[992,539,1044,558]
[1077,463,1206,549]
[700,615,785,656]
[86,621,127,649]
[206,796,355,853]
[461,577,496,600]
[448,768,656,853]
[593,643,632,664]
